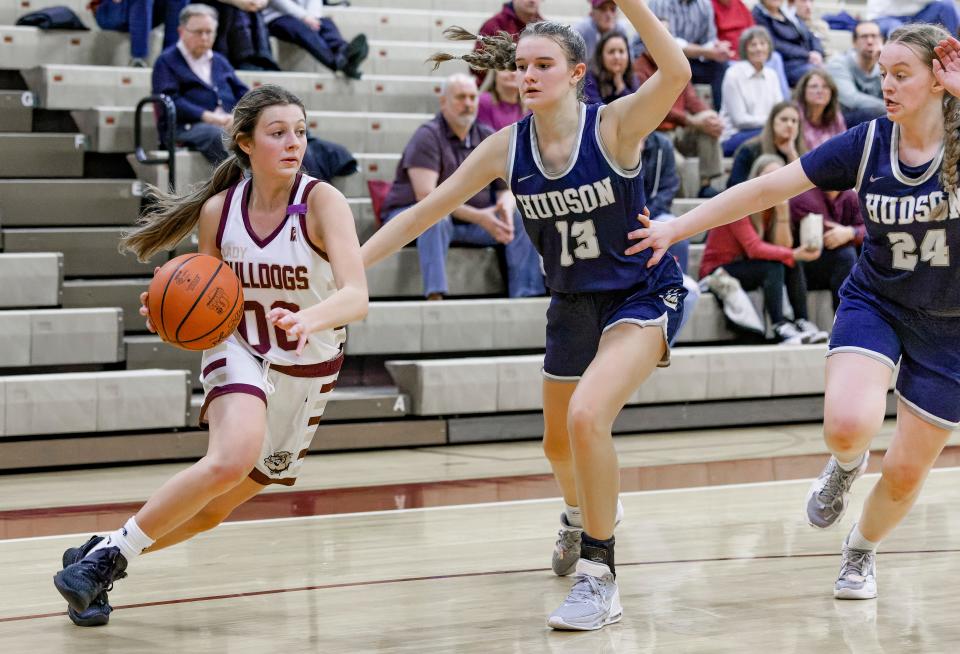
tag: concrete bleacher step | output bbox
[0,133,84,177]
[125,334,201,388]
[279,38,470,77]
[186,385,408,425]
[0,368,190,436]
[368,246,504,297]
[63,278,147,329]
[0,90,33,132]
[0,253,62,308]
[1,227,166,277]
[386,344,831,416]
[126,150,213,195]
[0,308,122,367]
[0,179,142,226]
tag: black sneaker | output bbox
[60,536,115,627]
[345,34,369,68]
[54,543,128,614]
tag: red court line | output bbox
[5,549,958,624]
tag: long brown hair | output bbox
[120,84,306,262]
[591,31,636,102]
[887,22,959,220]
[794,69,840,127]
[426,21,588,99]
[755,101,807,157]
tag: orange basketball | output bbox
[148,253,244,351]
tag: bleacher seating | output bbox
[0,0,875,463]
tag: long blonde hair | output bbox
[120,85,306,262]
[887,22,960,219]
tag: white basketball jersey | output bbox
[216,173,345,365]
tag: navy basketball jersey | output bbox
[801,118,960,312]
[508,102,679,293]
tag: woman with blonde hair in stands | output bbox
[52,84,367,627]
[629,23,960,600]
[794,68,847,149]
[361,0,691,631]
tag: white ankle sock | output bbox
[88,517,155,561]
[836,453,865,472]
[564,504,582,528]
[846,524,879,552]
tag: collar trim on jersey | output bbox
[890,123,943,187]
[529,102,586,180]
[240,173,303,247]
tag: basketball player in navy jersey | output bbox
[52,85,367,626]
[630,24,960,600]
[361,0,690,631]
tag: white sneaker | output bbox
[793,318,829,344]
[805,453,869,529]
[547,559,622,630]
[835,542,877,600]
[773,321,805,345]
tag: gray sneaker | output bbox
[835,543,877,599]
[805,453,869,529]
[547,559,622,630]
[551,513,582,576]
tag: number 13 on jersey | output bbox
[556,219,600,267]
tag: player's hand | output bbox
[934,36,960,98]
[139,266,161,333]
[626,209,675,267]
[267,307,310,355]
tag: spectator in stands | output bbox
[866,0,959,37]
[727,100,805,188]
[90,0,187,67]
[751,0,824,87]
[474,0,544,85]
[699,154,827,343]
[787,0,831,56]
[789,186,863,310]
[635,34,725,197]
[719,26,784,156]
[584,31,638,104]
[648,0,733,108]
[826,20,885,127]
[380,74,544,300]
[574,0,635,59]
[262,0,368,79]
[794,69,846,149]
[477,69,525,130]
[152,3,250,164]
[711,0,753,55]
[200,0,279,70]
[641,132,702,342]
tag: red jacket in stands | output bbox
[473,3,543,84]
[699,212,795,279]
[634,51,708,130]
[711,0,755,57]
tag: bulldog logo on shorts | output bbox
[660,288,683,311]
[264,451,294,475]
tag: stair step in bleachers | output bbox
[125,334,201,388]
[0,253,62,308]
[325,6,498,42]
[0,89,33,131]
[0,179,142,226]
[279,39,470,77]
[63,278,146,329]
[126,149,214,194]
[1,227,165,277]
[0,308,122,367]
[29,65,445,114]
[367,246,504,297]
[385,344,831,416]
[0,369,189,436]
[0,133,84,177]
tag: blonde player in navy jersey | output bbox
[361,0,690,631]
[52,85,367,626]
[630,23,960,600]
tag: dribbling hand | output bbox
[139,266,161,333]
[267,307,310,356]
[625,208,675,267]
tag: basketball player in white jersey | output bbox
[53,85,368,626]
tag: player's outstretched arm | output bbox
[625,158,816,265]
[933,36,960,98]
[600,0,691,147]
[361,129,510,269]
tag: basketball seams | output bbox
[173,260,227,344]
[155,253,202,343]
[177,269,244,346]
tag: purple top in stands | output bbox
[381,113,505,217]
[476,92,524,131]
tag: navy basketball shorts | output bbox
[198,336,343,485]
[829,281,960,430]
[543,281,687,381]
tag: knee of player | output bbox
[823,413,874,452]
[880,456,927,501]
[203,456,256,491]
[566,402,608,442]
